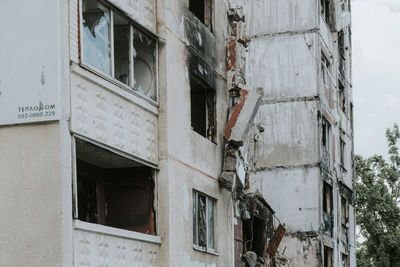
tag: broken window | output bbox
[321,0,330,23]
[189,0,213,31]
[341,196,349,227]
[193,191,215,250]
[323,181,333,235]
[350,102,354,131]
[324,246,333,267]
[81,0,158,101]
[190,74,216,142]
[74,138,156,235]
[321,53,331,89]
[82,0,111,75]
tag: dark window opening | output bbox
[75,139,156,235]
[321,53,331,88]
[323,181,333,235]
[189,0,213,31]
[324,246,333,267]
[190,75,216,142]
[341,196,349,227]
[243,217,266,259]
[339,81,346,113]
[321,0,330,23]
[341,253,350,267]
[322,118,331,149]
[340,138,346,168]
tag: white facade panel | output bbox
[0,0,60,125]
[73,226,160,266]
[70,72,158,165]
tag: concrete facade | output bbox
[0,0,354,267]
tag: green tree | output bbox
[356,124,400,267]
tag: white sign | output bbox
[0,0,60,125]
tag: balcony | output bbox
[73,220,160,267]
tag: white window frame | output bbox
[78,0,159,104]
[192,190,216,253]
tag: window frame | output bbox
[78,0,159,104]
[192,190,216,253]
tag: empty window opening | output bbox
[341,196,349,227]
[339,81,346,113]
[323,181,333,235]
[341,253,350,267]
[338,31,346,80]
[81,0,158,101]
[190,75,216,142]
[340,137,346,169]
[193,191,215,250]
[324,246,333,267]
[75,138,156,235]
[243,217,266,259]
[340,0,348,12]
[322,118,331,150]
[189,0,213,30]
[321,0,330,23]
[321,53,331,88]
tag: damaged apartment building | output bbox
[0,0,355,266]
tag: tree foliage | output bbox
[356,124,400,267]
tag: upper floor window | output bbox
[81,0,158,101]
[189,0,213,31]
[193,190,215,251]
[320,0,330,23]
[190,74,217,142]
[321,53,331,89]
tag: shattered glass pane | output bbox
[193,192,197,245]
[132,28,157,101]
[198,194,207,247]
[82,0,111,75]
[207,198,214,249]
[113,13,130,85]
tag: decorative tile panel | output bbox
[74,229,160,267]
[71,73,158,165]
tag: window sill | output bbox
[192,245,219,256]
[73,220,161,245]
[71,63,158,115]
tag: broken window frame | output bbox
[189,0,214,32]
[72,135,158,235]
[192,190,216,252]
[338,81,346,113]
[190,73,217,143]
[79,0,159,103]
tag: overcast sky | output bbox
[352,0,400,158]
